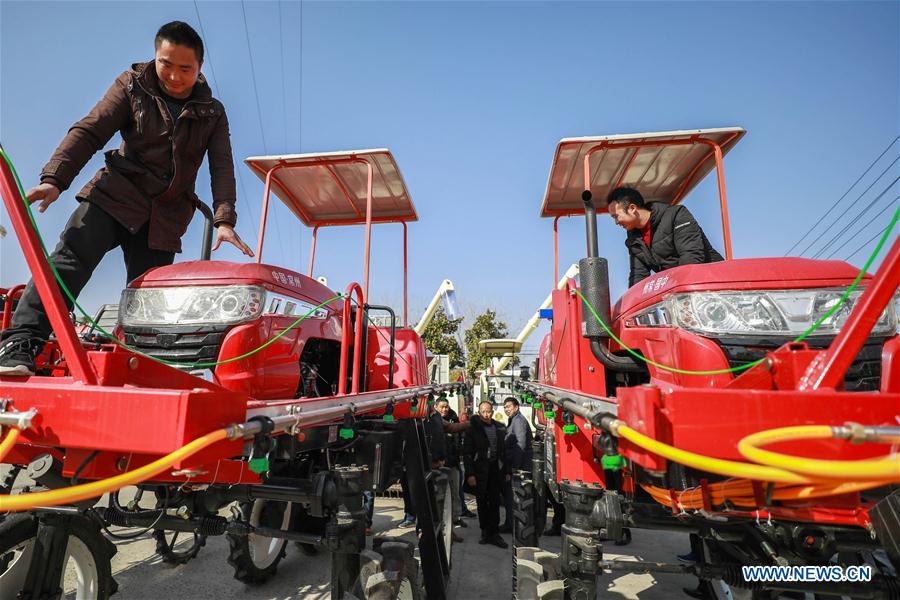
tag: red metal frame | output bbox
[259,157,413,329]
[800,236,900,390]
[0,158,96,384]
[256,163,285,261]
[307,219,411,329]
[338,282,365,395]
[255,158,375,295]
[1,284,24,330]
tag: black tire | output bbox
[0,465,20,495]
[226,499,292,584]
[0,466,21,526]
[0,513,118,600]
[153,529,206,565]
[358,537,423,600]
[512,472,538,548]
[433,468,454,568]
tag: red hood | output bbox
[615,258,872,318]
[130,260,341,307]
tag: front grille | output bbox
[716,336,885,392]
[123,325,229,367]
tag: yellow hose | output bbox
[0,427,21,463]
[738,426,900,482]
[0,427,229,513]
[617,424,816,484]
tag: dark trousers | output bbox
[474,460,502,536]
[400,472,414,519]
[458,465,467,510]
[2,201,174,342]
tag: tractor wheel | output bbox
[512,472,538,548]
[513,546,565,600]
[434,469,454,567]
[153,529,206,565]
[0,465,21,496]
[0,513,118,600]
[0,466,21,525]
[355,537,423,600]
[226,499,293,584]
[705,579,755,600]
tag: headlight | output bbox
[627,288,897,337]
[119,285,265,326]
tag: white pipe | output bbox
[414,279,455,335]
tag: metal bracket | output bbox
[0,404,38,429]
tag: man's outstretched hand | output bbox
[213,223,254,257]
[26,183,61,213]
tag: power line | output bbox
[295,0,305,273]
[240,0,269,154]
[192,0,260,246]
[278,0,287,152]
[823,195,899,260]
[810,176,898,259]
[299,0,303,152]
[239,0,290,267]
[798,155,900,258]
[843,223,891,263]
[785,135,899,256]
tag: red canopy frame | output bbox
[246,150,416,326]
[543,130,743,286]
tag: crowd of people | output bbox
[385,394,541,550]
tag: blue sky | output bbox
[1,1,897,357]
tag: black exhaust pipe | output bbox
[580,191,644,374]
[196,199,214,261]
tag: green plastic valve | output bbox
[544,410,556,419]
[382,414,396,423]
[601,453,627,470]
[339,428,355,440]
[562,424,578,435]
[249,456,270,474]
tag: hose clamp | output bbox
[0,404,37,430]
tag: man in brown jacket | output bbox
[0,21,253,376]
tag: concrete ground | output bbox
[1,469,694,598]
[92,493,693,599]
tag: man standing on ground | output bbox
[606,187,723,288]
[424,397,463,542]
[463,400,509,549]
[500,397,533,533]
[435,396,470,533]
[447,398,477,519]
[0,21,253,375]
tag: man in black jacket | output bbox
[500,397,532,533]
[606,187,724,288]
[435,397,470,530]
[463,401,509,548]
